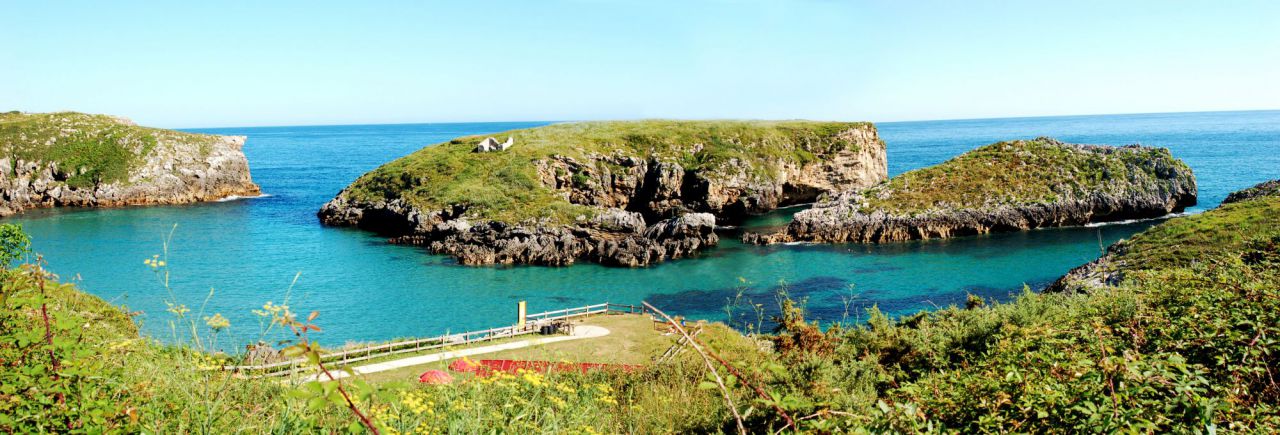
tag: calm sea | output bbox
[11,111,1279,347]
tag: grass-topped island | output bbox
[747,137,1197,244]
[0,111,260,216]
[319,120,888,266]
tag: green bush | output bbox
[0,224,30,269]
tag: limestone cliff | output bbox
[0,111,260,216]
[319,120,887,266]
[746,138,1196,244]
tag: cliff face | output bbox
[1049,178,1280,293]
[0,112,260,216]
[746,138,1197,244]
[533,125,885,223]
[319,120,887,266]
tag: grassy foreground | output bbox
[3,190,1279,432]
[0,111,223,188]
[341,120,873,224]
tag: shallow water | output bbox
[10,111,1279,347]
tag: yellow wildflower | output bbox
[204,313,230,331]
[165,302,190,316]
[109,339,137,350]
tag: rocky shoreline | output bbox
[746,139,1197,245]
[384,209,718,267]
[318,121,887,266]
[1222,179,1280,204]
[0,112,260,216]
[1048,178,1280,293]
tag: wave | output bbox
[1082,211,1196,228]
[216,193,272,202]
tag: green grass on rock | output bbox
[343,120,873,224]
[0,111,223,188]
[861,138,1192,215]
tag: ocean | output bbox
[11,110,1279,347]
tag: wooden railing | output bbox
[655,323,703,364]
[223,302,645,377]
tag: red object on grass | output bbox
[418,369,454,384]
[475,360,644,376]
[448,358,482,373]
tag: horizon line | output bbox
[175,107,1280,131]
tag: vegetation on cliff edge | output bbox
[0,111,223,188]
[860,137,1193,215]
[342,120,874,224]
[1094,183,1280,273]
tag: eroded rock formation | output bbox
[746,138,1197,245]
[0,112,260,216]
[319,121,887,266]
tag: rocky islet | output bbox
[745,137,1198,245]
[318,120,889,266]
[0,111,260,216]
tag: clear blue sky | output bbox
[3,1,1277,128]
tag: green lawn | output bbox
[356,313,676,384]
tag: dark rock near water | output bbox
[1044,241,1131,293]
[319,121,888,267]
[385,210,718,267]
[1222,179,1280,204]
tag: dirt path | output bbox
[301,325,611,382]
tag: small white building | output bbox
[474,136,515,153]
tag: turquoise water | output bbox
[10,111,1280,347]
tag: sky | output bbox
[2,1,1278,128]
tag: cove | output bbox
[10,111,1280,347]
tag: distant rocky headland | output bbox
[319,120,888,266]
[0,111,260,216]
[746,137,1197,244]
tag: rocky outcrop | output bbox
[1222,179,1280,204]
[385,210,717,267]
[0,112,260,216]
[746,138,1197,245]
[318,120,887,266]
[1044,242,1131,293]
[533,135,885,223]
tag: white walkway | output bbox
[302,325,611,382]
